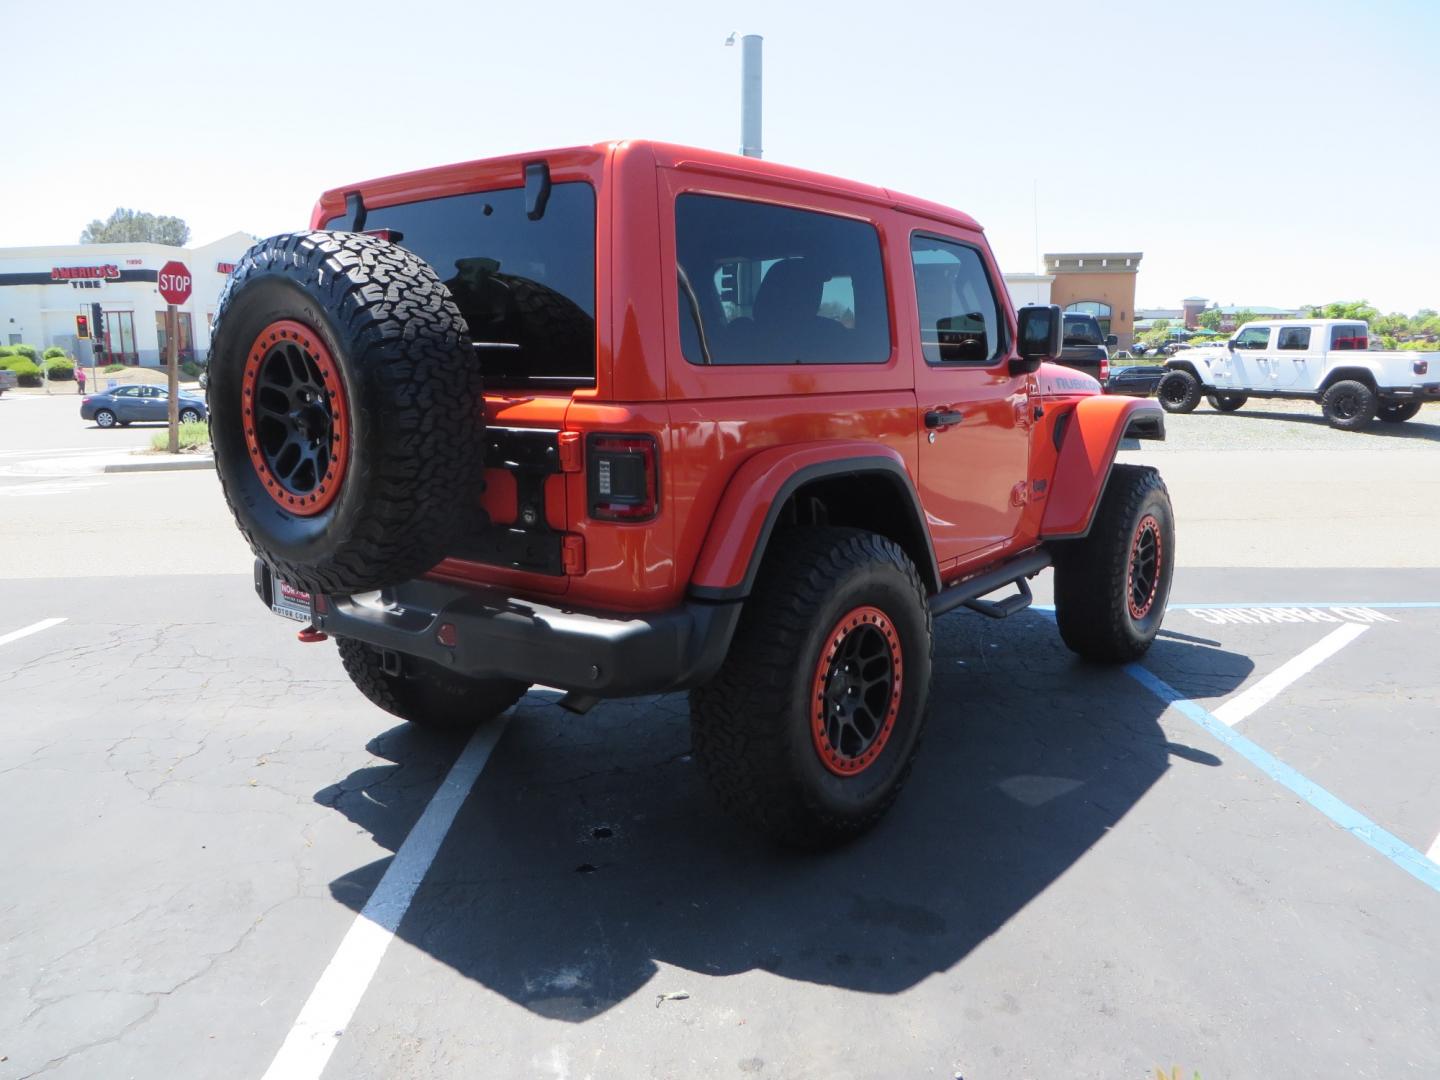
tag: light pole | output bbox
[725,32,763,159]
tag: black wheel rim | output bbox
[1333,391,1360,419]
[811,606,904,776]
[1161,378,1187,406]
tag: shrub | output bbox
[9,344,40,364]
[180,359,201,378]
[1399,339,1440,352]
[103,363,127,373]
[44,356,75,380]
[0,346,14,358]
[43,346,68,360]
[6,359,42,386]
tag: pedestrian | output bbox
[75,366,87,395]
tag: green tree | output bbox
[80,208,190,246]
[1139,319,1172,347]
[1195,308,1224,330]
[1307,300,1382,323]
[1231,309,1261,328]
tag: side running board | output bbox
[928,549,1052,620]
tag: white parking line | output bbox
[0,617,67,648]
[1212,622,1369,727]
[1427,833,1440,866]
[261,717,510,1080]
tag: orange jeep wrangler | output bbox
[209,140,1171,847]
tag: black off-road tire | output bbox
[208,231,486,595]
[690,528,933,849]
[1320,379,1377,431]
[1157,370,1201,413]
[1377,401,1421,424]
[335,637,528,731]
[1206,392,1248,412]
[1052,465,1175,663]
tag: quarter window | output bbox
[1234,326,1271,350]
[1330,324,1368,350]
[675,194,891,365]
[911,235,1003,364]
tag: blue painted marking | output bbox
[1125,663,1440,895]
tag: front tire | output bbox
[1320,380,1376,430]
[179,407,202,424]
[1157,370,1201,413]
[1053,465,1175,663]
[335,637,528,731]
[1377,401,1421,424]
[1206,392,1248,412]
[690,528,933,849]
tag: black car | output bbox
[80,384,208,428]
[1106,364,1166,398]
[1057,311,1117,382]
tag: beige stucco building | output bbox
[1044,252,1143,351]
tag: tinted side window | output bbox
[327,182,597,386]
[1276,327,1311,350]
[1330,324,1368,350]
[675,194,890,365]
[1234,326,1271,349]
[911,235,1002,364]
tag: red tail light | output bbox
[1099,356,1110,382]
[1414,359,1429,376]
[587,434,659,521]
[81,396,92,403]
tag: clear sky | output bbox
[3,0,1436,312]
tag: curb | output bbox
[104,456,215,474]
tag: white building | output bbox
[1004,272,1054,309]
[0,233,253,367]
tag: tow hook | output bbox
[297,625,329,644]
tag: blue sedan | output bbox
[80,385,208,428]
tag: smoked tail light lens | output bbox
[1414,359,1429,376]
[587,433,659,522]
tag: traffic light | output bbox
[90,303,105,353]
[75,314,90,340]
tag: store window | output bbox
[102,311,138,364]
[1065,301,1113,339]
[155,312,196,363]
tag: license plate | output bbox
[271,575,312,623]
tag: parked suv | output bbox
[208,141,1171,847]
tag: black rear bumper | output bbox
[1379,383,1440,402]
[255,561,741,697]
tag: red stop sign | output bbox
[157,260,192,305]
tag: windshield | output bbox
[326,182,596,388]
[1062,314,1103,347]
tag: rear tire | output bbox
[95,409,116,428]
[179,407,202,424]
[690,528,932,849]
[1206,392,1247,412]
[208,231,487,595]
[1377,401,1421,424]
[1053,465,1174,663]
[1157,370,1201,413]
[335,637,528,731]
[1320,379,1377,430]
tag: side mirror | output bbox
[1105,334,1118,348]
[1012,304,1062,375]
[1226,338,1237,351]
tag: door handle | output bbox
[924,409,964,429]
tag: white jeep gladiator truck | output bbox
[1156,319,1438,429]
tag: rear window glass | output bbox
[675,194,891,365]
[1062,314,1103,347]
[326,182,596,387]
[1330,324,1368,350]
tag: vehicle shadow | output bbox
[318,609,1252,1020]
[1197,406,1440,441]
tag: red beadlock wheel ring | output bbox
[1128,513,1163,619]
[810,605,904,776]
[241,320,350,516]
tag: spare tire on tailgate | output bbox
[208,230,485,595]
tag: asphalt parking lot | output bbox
[2,396,1438,1079]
